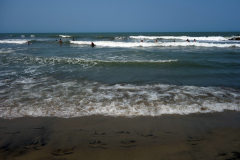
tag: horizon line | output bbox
[1,31,240,34]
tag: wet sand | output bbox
[0,111,240,160]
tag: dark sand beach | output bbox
[0,111,240,160]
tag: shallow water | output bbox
[0,32,240,118]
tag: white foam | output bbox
[70,40,240,48]
[21,35,25,37]
[0,81,239,119]
[14,78,36,84]
[159,42,240,48]
[24,66,41,75]
[0,48,15,54]
[70,40,162,47]
[130,36,228,41]
[114,36,127,40]
[30,56,178,65]
[0,71,17,76]
[30,35,35,37]
[59,35,71,38]
[0,39,28,44]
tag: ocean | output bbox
[0,32,240,119]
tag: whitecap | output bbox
[130,36,228,41]
[70,40,240,48]
[59,35,71,38]
[0,39,28,44]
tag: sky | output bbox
[0,0,240,33]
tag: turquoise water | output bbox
[0,32,240,118]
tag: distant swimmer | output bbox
[186,39,189,42]
[141,40,143,43]
[91,42,95,47]
[155,39,157,43]
[194,39,196,42]
[73,38,75,41]
[27,41,31,45]
[59,39,62,43]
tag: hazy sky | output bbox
[0,0,240,33]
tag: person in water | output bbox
[141,40,143,43]
[73,38,75,41]
[155,39,157,43]
[59,39,62,43]
[91,42,95,47]
[27,41,30,45]
[186,39,189,42]
[194,39,196,42]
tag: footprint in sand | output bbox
[120,140,136,147]
[89,140,108,149]
[74,129,86,132]
[24,141,47,150]
[116,131,130,134]
[92,131,106,136]
[34,127,46,130]
[24,143,38,149]
[4,131,20,135]
[137,132,156,139]
[187,136,205,146]
[51,147,75,156]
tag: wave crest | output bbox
[0,39,28,44]
[130,36,228,41]
[59,35,72,38]
[70,40,240,48]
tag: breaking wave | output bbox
[0,79,239,119]
[59,35,72,38]
[130,36,228,41]
[70,40,240,48]
[0,39,28,44]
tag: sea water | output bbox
[0,32,240,118]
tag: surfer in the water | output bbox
[91,42,95,47]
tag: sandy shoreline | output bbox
[0,111,240,160]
